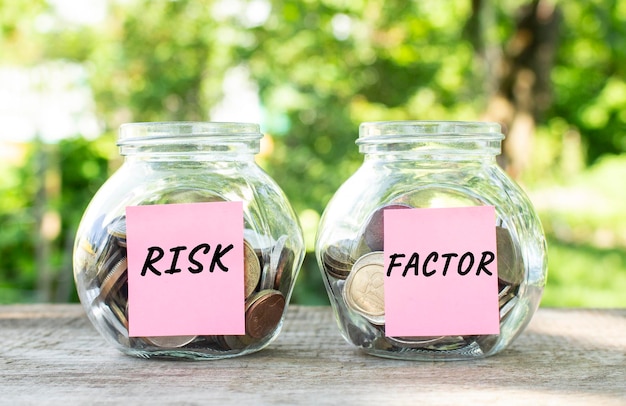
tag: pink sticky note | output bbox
[384,206,499,336]
[126,201,244,337]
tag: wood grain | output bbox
[0,305,624,405]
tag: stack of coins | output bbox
[320,200,524,351]
[321,240,355,280]
[95,215,129,336]
[495,226,521,322]
[74,196,296,352]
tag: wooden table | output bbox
[0,305,624,405]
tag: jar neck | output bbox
[117,122,261,160]
[357,121,504,161]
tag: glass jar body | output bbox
[315,122,547,360]
[73,122,305,360]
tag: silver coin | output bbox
[496,226,523,285]
[107,215,127,239]
[343,251,385,325]
[499,295,518,320]
[323,241,354,280]
[261,235,286,290]
[143,335,197,348]
[99,256,128,301]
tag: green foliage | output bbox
[0,138,110,302]
[551,1,626,161]
[542,237,626,307]
[89,1,220,123]
[0,145,37,302]
[0,0,49,63]
[1,0,626,306]
[540,155,626,240]
[531,154,626,308]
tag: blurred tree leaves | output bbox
[88,0,222,125]
[1,0,626,304]
[553,1,626,161]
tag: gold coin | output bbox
[244,240,261,297]
[343,251,385,324]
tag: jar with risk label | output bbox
[73,122,305,360]
[315,121,547,360]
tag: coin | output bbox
[95,232,125,281]
[499,295,518,319]
[213,335,238,350]
[221,333,260,350]
[343,251,385,324]
[496,226,523,285]
[143,335,197,348]
[274,246,294,290]
[244,240,261,297]
[107,215,127,239]
[322,241,354,280]
[261,235,286,290]
[99,256,128,300]
[109,299,128,330]
[245,289,285,339]
[363,204,412,251]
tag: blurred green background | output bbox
[1,0,625,307]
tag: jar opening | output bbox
[117,122,262,156]
[358,121,502,140]
[118,122,262,144]
[356,121,504,157]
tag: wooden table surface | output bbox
[0,305,624,405]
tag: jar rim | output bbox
[357,121,504,144]
[117,121,262,145]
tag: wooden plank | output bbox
[0,305,624,405]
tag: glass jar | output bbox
[315,121,547,360]
[73,122,305,360]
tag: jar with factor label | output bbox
[73,122,304,360]
[315,121,547,360]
